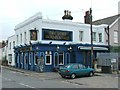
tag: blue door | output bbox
[54,52,59,67]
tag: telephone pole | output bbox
[90,8,93,68]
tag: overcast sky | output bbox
[0,0,120,42]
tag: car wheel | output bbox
[71,73,76,79]
[89,71,94,77]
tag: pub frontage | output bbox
[12,12,109,72]
[14,42,108,72]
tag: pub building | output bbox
[13,11,108,72]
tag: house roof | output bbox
[93,14,120,25]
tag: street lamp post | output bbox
[90,8,93,68]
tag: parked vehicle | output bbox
[58,63,95,79]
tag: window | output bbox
[79,31,83,41]
[98,33,102,42]
[17,35,19,44]
[13,41,15,48]
[24,53,28,64]
[29,53,31,65]
[93,32,96,41]
[20,33,22,43]
[34,52,38,65]
[45,51,52,65]
[24,32,27,43]
[8,54,12,64]
[72,64,79,69]
[20,53,22,64]
[59,53,64,65]
[9,42,11,50]
[114,31,118,43]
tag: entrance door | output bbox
[66,53,70,64]
[54,52,59,67]
[39,52,44,72]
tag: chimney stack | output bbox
[84,11,90,24]
[62,10,73,20]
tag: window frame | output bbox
[29,52,31,65]
[114,30,118,44]
[79,31,83,41]
[93,32,96,41]
[59,52,64,65]
[45,51,52,65]
[98,33,102,42]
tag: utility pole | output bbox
[90,8,93,68]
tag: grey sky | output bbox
[0,0,119,41]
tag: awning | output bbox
[78,46,108,51]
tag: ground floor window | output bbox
[24,53,28,64]
[59,53,64,65]
[20,53,23,64]
[29,52,31,65]
[45,51,52,65]
[34,52,38,65]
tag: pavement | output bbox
[1,65,119,88]
[1,65,119,79]
[1,65,60,80]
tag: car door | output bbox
[78,64,88,76]
[71,64,79,76]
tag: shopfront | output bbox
[14,43,108,72]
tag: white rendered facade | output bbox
[14,12,107,46]
[8,12,107,66]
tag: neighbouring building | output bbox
[7,11,109,72]
[93,2,120,70]
[0,42,2,65]
[7,35,15,66]
[93,14,120,52]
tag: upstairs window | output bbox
[98,33,102,42]
[17,35,19,44]
[93,32,96,41]
[79,31,83,41]
[24,32,27,43]
[13,41,15,48]
[9,42,11,50]
[114,31,118,43]
[20,33,22,44]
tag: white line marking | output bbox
[3,77,12,81]
[19,83,35,88]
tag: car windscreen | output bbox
[64,64,72,68]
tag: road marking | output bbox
[10,71,17,74]
[61,80,82,86]
[19,83,35,88]
[3,77,12,81]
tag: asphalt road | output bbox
[2,67,86,88]
[1,67,119,89]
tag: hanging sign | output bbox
[30,30,37,40]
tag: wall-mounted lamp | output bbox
[68,46,72,52]
[56,45,60,51]
[49,41,52,44]
[24,43,28,46]
[29,41,32,45]
[63,42,66,45]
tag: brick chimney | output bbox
[84,11,90,24]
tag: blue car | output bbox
[58,63,95,79]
